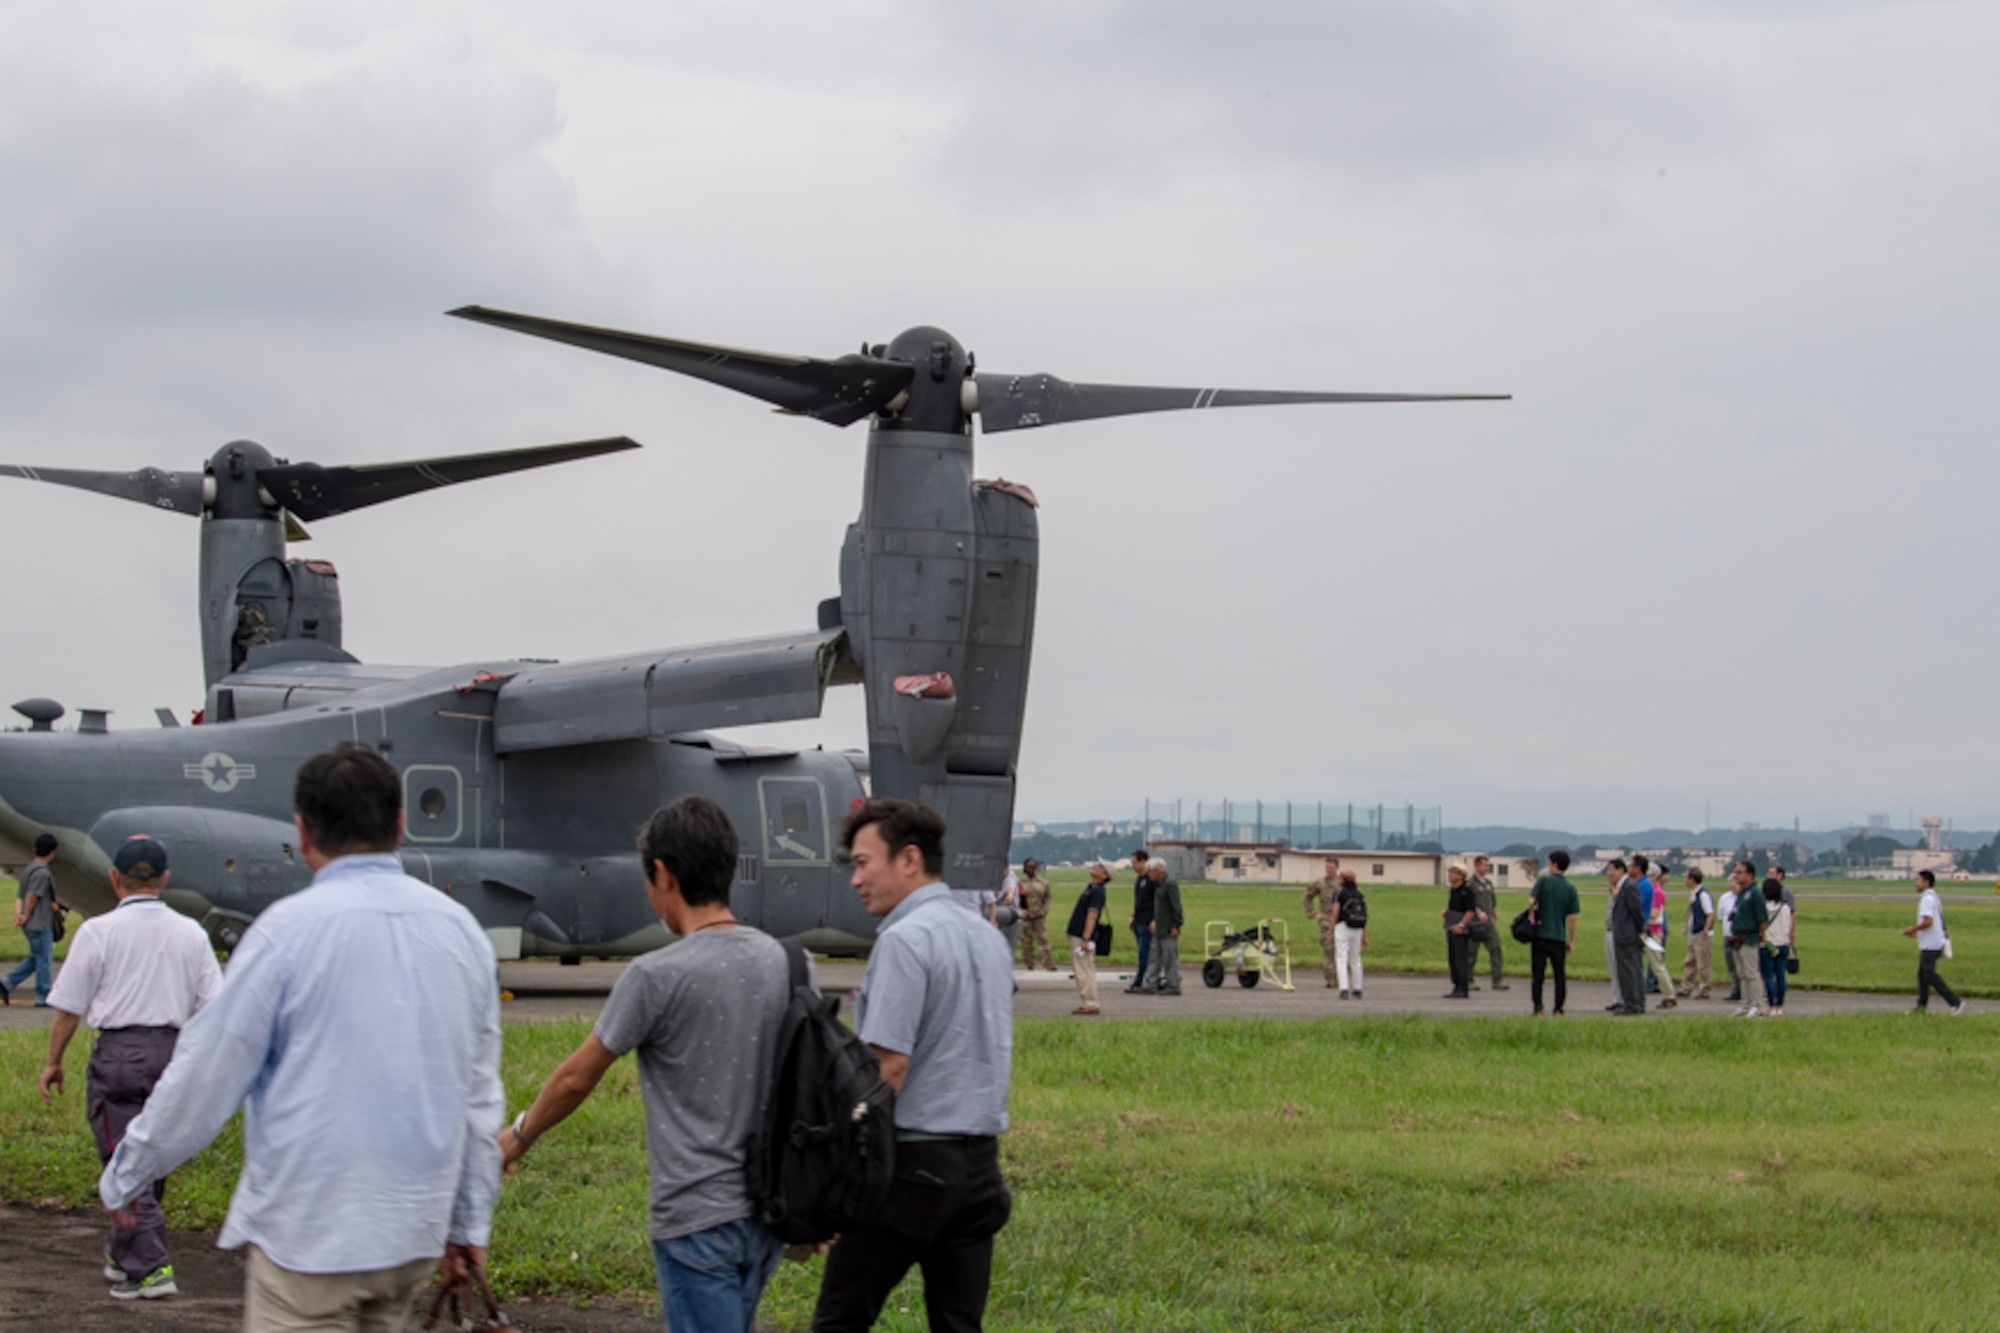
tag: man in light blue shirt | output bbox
[101,743,503,1329]
[813,798,1013,1333]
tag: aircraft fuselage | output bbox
[0,654,874,957]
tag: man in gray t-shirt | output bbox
[4,833,61,1006]
[500,797,797,1332]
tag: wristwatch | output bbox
[510,1111,537,1148]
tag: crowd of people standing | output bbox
[1021,850,1971,1022]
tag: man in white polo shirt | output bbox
[39,836,222,1301]
[1904,869,1964,1014]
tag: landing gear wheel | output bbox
[1238,970,1260,989]
[1202,959,1225,988]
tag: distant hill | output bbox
[1442,827,1993,856]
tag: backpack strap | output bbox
[780,936,810,991]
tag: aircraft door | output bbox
[757,776,830,937]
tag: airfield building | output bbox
[1156,841,1444,886]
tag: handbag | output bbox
[992,904,1019,928]
[1785,949,1799,976]
[1510,908,1537,945]
[421,1270,521,1333]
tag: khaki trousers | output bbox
[1680,932,1712,994]
[244,1246,436,1333]
[1644,940,1677,996]
[1068,935,1099,1008]
[1729,940,1766,1009]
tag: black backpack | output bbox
[751,939,897,1245]
[1340,889,1368,929]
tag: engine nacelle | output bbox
[839,416,1039,894]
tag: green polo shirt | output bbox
[1530,874,1579,942]
[1730,887,1770,938]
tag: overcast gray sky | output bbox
[1,1,1994,832]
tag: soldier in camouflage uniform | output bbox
[1016,858,1055,970]
[1302,856,1343,988]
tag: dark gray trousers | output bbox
[1614,942,1646,1013]
[1918,949,1961,1010]
[87,1026,179,1279]
[1468,921,1504,983]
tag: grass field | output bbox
[1040,871,2000,998]
[3,1015,1995,1331]
[0,869,1990,1327]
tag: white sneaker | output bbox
[1739,1005,1763,1018]
[1950,1002,1966,1016]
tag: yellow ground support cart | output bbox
[1200,918,1295,991]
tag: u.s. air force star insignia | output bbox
[184,752,256,794]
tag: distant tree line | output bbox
[1008,830,1153,866]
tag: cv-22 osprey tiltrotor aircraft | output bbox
[0,308,1505,959]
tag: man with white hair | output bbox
[1065,862,1109,1015]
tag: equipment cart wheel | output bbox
[1202,959,1225,988]
[1238,970,1260,988]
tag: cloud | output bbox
[0,1,1997,833]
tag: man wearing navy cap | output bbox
[40,836,222,1300]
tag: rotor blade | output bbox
[0,463,204,515]
[975,373,1511,434]
[259,436,640,522]
[449,306,913,428]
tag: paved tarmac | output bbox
[488,957,1932,1023]
[0,956,1942,1034]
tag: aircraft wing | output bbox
[492,629,850,754]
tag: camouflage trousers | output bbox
[1319,915,1339,983]
[1020,916,1055,970]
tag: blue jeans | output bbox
[652,1217,781,1332]
[1759,945,1790,1008]
[1131,926,1152,990]
[3,929,53,1003]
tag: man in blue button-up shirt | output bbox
[813,798,1013,1333]
[101,743,503,1328]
